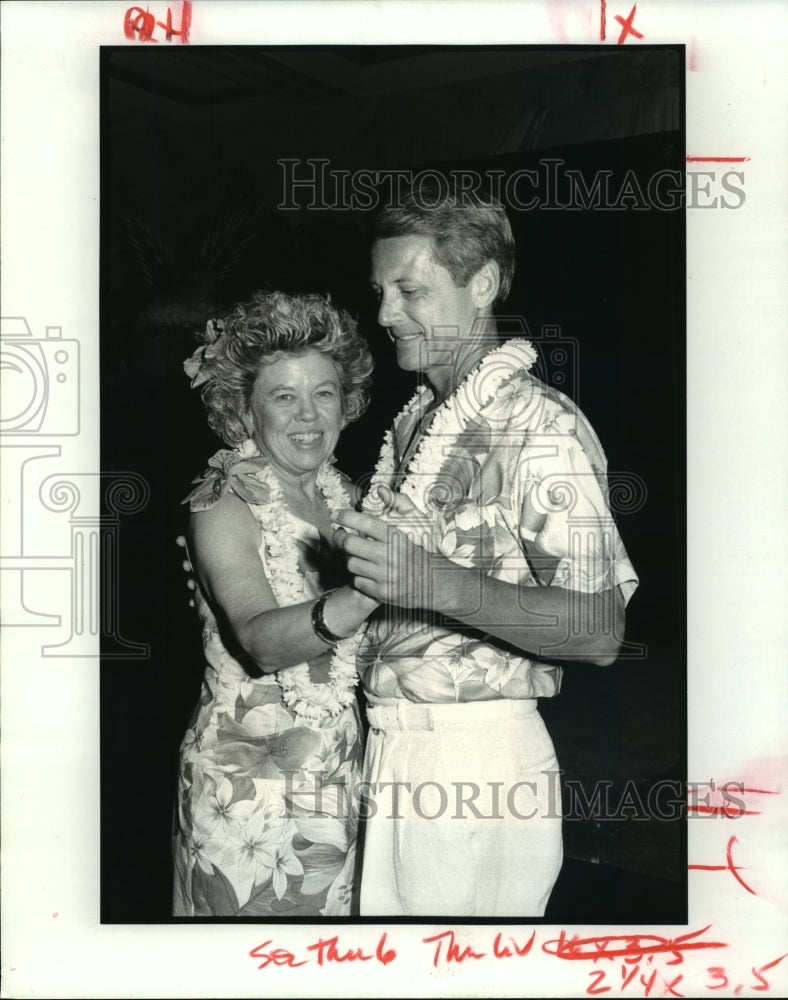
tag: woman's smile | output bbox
[288,430,324,448]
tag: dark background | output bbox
[101,45,686,923]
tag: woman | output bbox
[172,290,377,917]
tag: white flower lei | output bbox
[365,339,538,511]
[235,440,364,726]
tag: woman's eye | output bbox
[317,389,336,398]
[275,394,293,402]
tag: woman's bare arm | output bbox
[190,492,378,673]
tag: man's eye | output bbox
[275,394,293,402]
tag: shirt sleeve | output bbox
[515,408,639,605]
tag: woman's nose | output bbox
[297,395,318,420]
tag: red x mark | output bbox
[615,4,644,44]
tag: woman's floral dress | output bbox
[172,449,363,917]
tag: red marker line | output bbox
[726,836,757,895]
[686,156,750,162]
[686,804,761,816]
[688,836,757,895]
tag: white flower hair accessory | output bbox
[183,317,226,388]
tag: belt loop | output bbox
[397,700,434,731]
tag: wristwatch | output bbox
[311,589,343,644]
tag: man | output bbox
[333,181,638,917]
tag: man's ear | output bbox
[471,260,500,309]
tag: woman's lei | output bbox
[185,439,364,726]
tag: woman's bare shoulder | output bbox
[189,490,260,560]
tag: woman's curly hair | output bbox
[188,290,374,446]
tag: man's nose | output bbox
[377,291,404,329]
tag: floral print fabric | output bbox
[172,453,363,917]
[358,341,639,703]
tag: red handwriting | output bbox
[124,1,191,43]
[688,834,757,895]
[250,940,307,970]
[751,954,788,990]
[422,929,486,967]
[492,931,536,959]
[614,4,644,44]
[600,1,644,44]
[686,770,782,896]
[588,966,681,996]
[585,954,788,996]
[307,932,396,967]
[250,932,395,969]
[588,966,682,996]
[542,925,727,964]
[246,931,787,994]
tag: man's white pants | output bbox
[358,697,563,917]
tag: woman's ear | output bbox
[471,260,500,310]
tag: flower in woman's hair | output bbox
[183,318,226,387]
[183,344,209,386]
[205,318,225,344]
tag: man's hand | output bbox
[333,491,442,609]
[335,490,626,665]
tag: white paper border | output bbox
[2,2,786,997]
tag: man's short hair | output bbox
[370,177,516,305]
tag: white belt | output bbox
[366,697,537,732]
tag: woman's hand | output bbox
[333,492,446,610]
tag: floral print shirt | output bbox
[358,342,639,704]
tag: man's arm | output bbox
[333,501,625,666]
